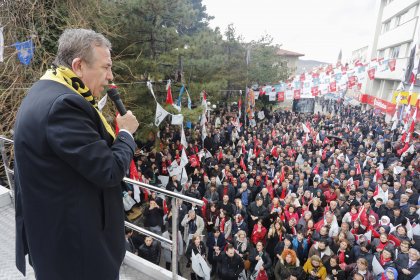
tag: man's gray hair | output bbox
[54,29,111,68]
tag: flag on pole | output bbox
[155,103,169,126]
[165,80,173,105]
[13,39,35,65]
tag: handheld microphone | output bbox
[107,85,127,116]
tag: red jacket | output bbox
[251,224,267,245]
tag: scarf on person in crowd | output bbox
[40,65,115,140]
[380,254,391,266]
[377,241,389,252]
[220,217,226,233]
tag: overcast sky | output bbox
[202,0,378,63]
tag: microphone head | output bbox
[107,87,120,102]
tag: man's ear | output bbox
[71,58,83,77]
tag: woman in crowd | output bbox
[266,219,285,261]
[185,235,207,280]
[250,241,273,279]
[274,249,305,280]
[205,202,219,233]
[344,257,374,280]
[303,255,327,280]
[324,255,345,280]
[251,219,268,246]
[215,209,232,241]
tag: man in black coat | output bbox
[395,248,420,280]
[14,29,139,280]
[138,236,161,265]
[216,244,245,280]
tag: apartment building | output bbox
[362,0,419,118]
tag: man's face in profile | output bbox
[76,46,113,98]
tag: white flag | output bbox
[391,119,398,131]
[393,166,404,175]
[98,94,108,112]
[202,125,207,141]
[345,155,351,164]
[179,167,188,185]
[302,123,310,133]
[132,181,141,203]
[158,175,169,188]
[180,148,188,168]
[364,230,372,242]
[181,125,188,148]
[147,81,157,101]
[296,154,304,164]
[171,114,184,125]
[168,160,181,177]
[0,27,4,62]
[372,255,384,275]
[205,150,213,159]
[406,218,414,239]
[155,103,169,126]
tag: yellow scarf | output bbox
[41,66,115,140]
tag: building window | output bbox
[378,50,385,59]
[394,15,401,28]
[382,21,390,33]
[390,46,400,58]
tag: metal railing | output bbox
[0,136,15,205]
[0,136,204,280]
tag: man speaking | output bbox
[13,29,139,280]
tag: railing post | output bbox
[0,137,15,206]
[171,198,179,280]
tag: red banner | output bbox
[294,89,301,100]
[277,91,284,102]
[311,86,319,96]
[330,81,337,92]
[359,94,396,116]
[348,76,356,88]
[368,68,375,80]
[300,73,305,82]
[388,59,396,72]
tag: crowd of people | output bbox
[124,98,420,280]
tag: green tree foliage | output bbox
[0,0,290,146]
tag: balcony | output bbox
[382,0,419,21]
[374,57,408,80]
[377,16,417,49]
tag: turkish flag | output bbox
[277,91,284,102]
[330,81,337,92]
[388,59,396,71]
[368,68,375,80]
[294,89,301,100]
[166,84,174,105]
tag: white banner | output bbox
[171,114,184,125]
[155,103,169,126]
[285,90,293,100]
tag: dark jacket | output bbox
[206,232,226,264]
[274,259,306,280]
[395,254,420,280]
[216,251,244,280]
[139,240,161,265]
[14,80,136,280]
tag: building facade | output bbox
[362,0,419,118]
